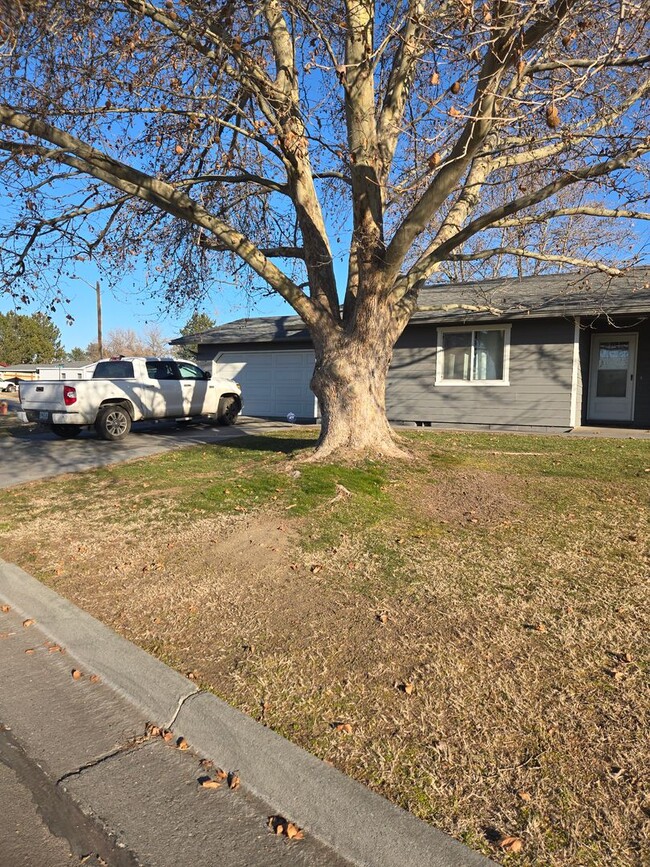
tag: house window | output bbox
[436,326,510,385]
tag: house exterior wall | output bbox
[385,318,576,428]
[199,320,579,429]
[579,317,650,426]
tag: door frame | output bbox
[587,332,638,423]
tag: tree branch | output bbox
[445,247,625,276]
[401,141,650,292]
[376,0,426,182]
[493,206,650,227]
[385,0,578,278]
[0,104,321,325]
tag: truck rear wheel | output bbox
[95,405,132,441]
[215,395,240,426]
[51,424,82,439]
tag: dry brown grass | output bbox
[0,430,648,865]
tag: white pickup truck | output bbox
[17,357,242,441]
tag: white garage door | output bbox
[213,350,317,419]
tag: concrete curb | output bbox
[0,560,196,724]
[0,560,493,867]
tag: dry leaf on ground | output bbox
[333,722,354,734]
[89,674,101,683]
[499,835,524,853]
[267,816,305,840]
[71,669,83,680]
[22,618,35,628]
[177,737,189,750]
[1,604,10,612]
[228,772,241,790]
[199,777,222,790]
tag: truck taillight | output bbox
[63,385,77,406]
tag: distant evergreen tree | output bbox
[0,311,65,363]
[178,312,216,357]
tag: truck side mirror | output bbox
[203,370,212,380]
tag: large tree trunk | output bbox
[309,303,409,461]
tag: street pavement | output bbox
[0,583,350,867]
[0,757,95,867]
[0,561,493,867]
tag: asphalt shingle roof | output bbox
[171,267,650,346]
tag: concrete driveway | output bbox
[0,415,298,489]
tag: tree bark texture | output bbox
[309,297,410,459]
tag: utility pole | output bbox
[96,281,103,359]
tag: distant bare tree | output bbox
[0,0,648,456]
[99,325,169,357]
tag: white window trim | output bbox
[435,324,511,386]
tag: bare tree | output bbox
[95,324,169,357]
[0,0,648,457]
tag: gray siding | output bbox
[386,319,576,428]
[196,316,650,429]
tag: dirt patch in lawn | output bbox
[0,431,648,867]
[419,468,532,527]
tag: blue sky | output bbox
[0,259,297,352]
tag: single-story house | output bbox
[0,362,96,382]
[171,268,650,431]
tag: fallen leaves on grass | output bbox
[498,835,524,854]
[517,790,532,802]
[332,722,354,734]
[376,612,388,624]
[396,681,415,695]
[523,622,547,633]
[268,816,304,840]
[310,564,323,574]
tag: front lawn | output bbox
[0,430,648,865]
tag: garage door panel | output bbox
[213,351,315,418]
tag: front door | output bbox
[587,333,637,422]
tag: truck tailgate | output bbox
[19,382,67,411]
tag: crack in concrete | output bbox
[56,733,152,787]
[167,686,202,731]
[0,725,141,867]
